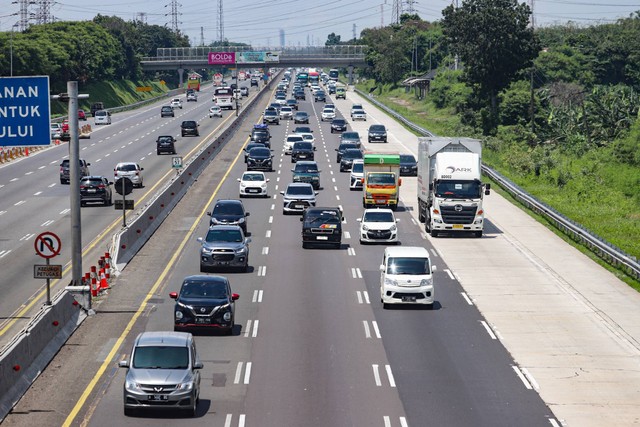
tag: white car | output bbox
[350,159,364,190]
[50,123,62,139]
[295,132,316,146]
[380,246,436,309]
[350,104,363,114]
[275,96,287,106]
[94,110,111,125]
[321,108,336,121]
[351,109,367,121]
[279,106,294,120]
[238,171,269,197]
[209,106,223,118]
[357,208,399,244]
[187,92,198,102]
[284,135,304,155]
[310,85,322,95]
[114,162,144,188]
[170,98,183,109]
[324,103,336,111]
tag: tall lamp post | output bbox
[10,24,18,77]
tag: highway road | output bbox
[0,83,256,346]
[3,73,640,427]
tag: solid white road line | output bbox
[372,364,382,386]
[244,362,252,384]
[480,321,497,340]
[461,292,473,305]
[522,367,540,390]
[445,269,455,280]
[244,320,252,337]
[512,365,533,389]
[363,321,371,338]
[385,365,396,387]
[372,321,381,338]
[234,362,243,384]
[252,319,259,338]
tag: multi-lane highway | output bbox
[3,72,640,427]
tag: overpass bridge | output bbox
[141,45,368,85]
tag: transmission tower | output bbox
[352,24,357,41]
[165,0,181,33]
[405,0,415,14]
[13,0,30,31]
[136,12,147,24]
[391,0,402,24]
[216,0,224,43]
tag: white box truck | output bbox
[417,137,490,237]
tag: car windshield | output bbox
[162,107,172,111]
[370,125,385,132]
[305,210,341,226]
[294,163,318,173]
[157,136,173,143]
[180,280,228,298]
[183,121,196,127]
[242,173,264,182]
[364,211,394,222]
[213,203,243,215]
[287,136,303,143]
[250,148,271,156]
[293,142,313,150]
[253,131,268,138]
[400,155,416,163]
[434,180,482,198]
[117,164,138,172]
[322,109,333,114]
[295,127,311,133]
[339,144,358,151]
[205,228,244,242]
[352,163,364,173]
[286,186,313,196]
[81,178,102,185]
[95,111,107,117]
[133,346,189,370]
[387,257,431,275]
[281,107,292,112]
[265,110,277,116]
[342,132,360,140]
[368,173,395,184]
[296,113,308,117]
[343,150,363,159]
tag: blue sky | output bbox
[2,0,639,47]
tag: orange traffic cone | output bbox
[99,269,109,291]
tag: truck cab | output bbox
[362,153,401,211]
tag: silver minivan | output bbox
[94,109,111,125]
[119,331,202,416]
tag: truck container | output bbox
[417,137,490,237]
[362,153,401,210]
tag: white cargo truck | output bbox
[417,137,490,237]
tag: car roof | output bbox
[115,162,138,166]
[215,199,244,206]
[364,207,394,214]
[208,224,244,231]
[81,176,106,180]
[134,331,192,347]
[384,246,431,258]
[287,182,314,188]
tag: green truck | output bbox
[362,152,401,210]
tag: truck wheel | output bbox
[390,204,397,211]
[418,208,425,223]
[430,229,438,238]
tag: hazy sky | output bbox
[2,0,639,47]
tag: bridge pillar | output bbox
[347,65,354,85]
[178,68,185,90]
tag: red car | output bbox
[78,110,87,121]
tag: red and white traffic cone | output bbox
[91,275,98,297]
[99,268,109,291]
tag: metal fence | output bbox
[356,88,640,281]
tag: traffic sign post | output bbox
[114,177,134,227]
[34,232,62,306]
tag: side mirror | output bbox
[396,218,400,223]
[379,264,385,271]
[140,168,144,171]
[398,178,402,186]
[356,218,362,222]
[314,191,319,195]
[314,147,317,151]
[266,179,270,182]
[232,293,240,301]
[245,237,252,244]
[237,178,241,182]
[245,212,250,217]
[169,292,178,299]
[431,265,437,273]
[118,360,129,368]
[193,361,204,370]
[108,181,113,185]
[196,237,204,243]
[206,212,212,216]
[280,191,285,195]
[300,217,303,222]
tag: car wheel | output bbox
[80,201,85,207]
[187,398,197,417]
[124,407,136,417]
[302,242,309,249]
[334,242,341,249]
[157,150,161,155]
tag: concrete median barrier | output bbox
[0,291,87,422]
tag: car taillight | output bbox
[98,184,105,189]
[80,185,86,189]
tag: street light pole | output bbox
[235,59,239,117]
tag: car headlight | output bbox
[223,311,232,321]
[390,225,397,232]
[384,278,398,287]
[362,224,369,231]
[211,218,220,224]
[238,217,245,223]
[235,246,247,254]
[420,279,433,287]
[365,192,372,198]
[176,381,194,391]
[433,218,443,224]
[175,310,184,320]
[125,379,142,392]
[201,247,213,255]
[261,183,267,189]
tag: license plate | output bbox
[248,189,259,193]
[88,189,96,193]
[316,236,328,240]
[453,224,464,229]
[375,200,385,204]
[195,317,211,324]
[149,394,168,401]
[401,296,416,302]
[294,204,305,209]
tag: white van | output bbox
[94,110,111,125]
[380,246,436,309]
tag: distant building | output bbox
[279,29,285,48]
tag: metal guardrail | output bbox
[355,87,640,280]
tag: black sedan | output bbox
[170,275,239,335]
[244,143,266,162]
[80,176,113,206]
[400,154,418,176]
[330,118,347,133]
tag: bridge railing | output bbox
[141,45,367,62]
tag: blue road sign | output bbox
[0,76,51,147]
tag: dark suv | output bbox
[79,176,113,206]
[368,124,387,143]
[246,147,273,171]
[59,159,90,184]
[335,143,359,163]
[301,207,343,249]
[160,105,174,118]
[330,118,347,133]
[263,108,280,125]
[207,199,250,234]
[291,142,315,163]
[250,127,271,147]
[181,120,199,137]
[170,275,239,333]
[156,135,177,155]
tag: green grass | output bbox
[51,80,174,116]
[359,81,640,286]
